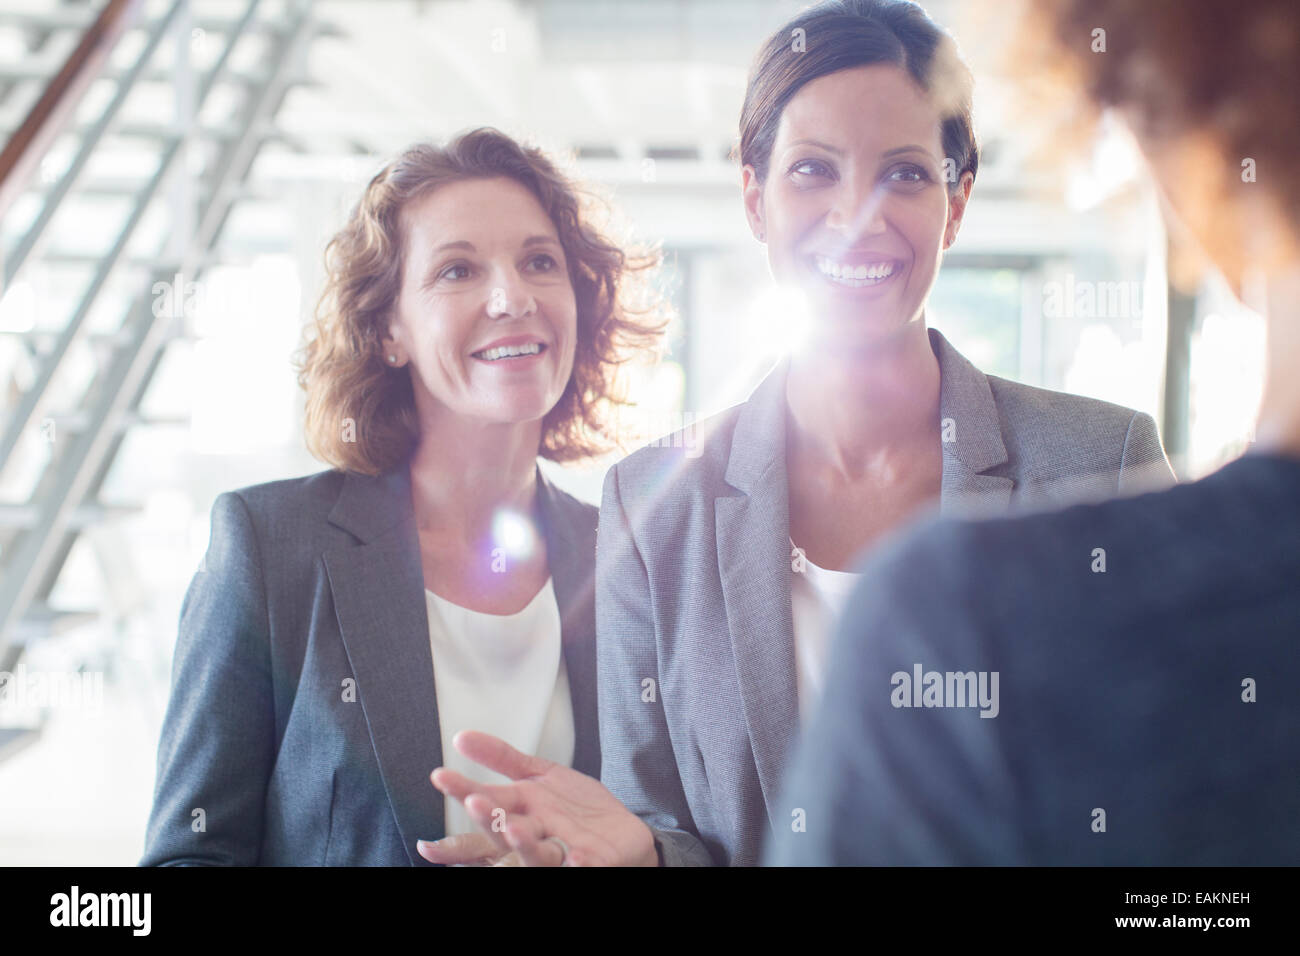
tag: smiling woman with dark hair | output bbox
[420,0,1176,868]
[770,0,1300,867]
[140,127,664,866]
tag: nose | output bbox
[485,271,537,320]
[825,178,888,247]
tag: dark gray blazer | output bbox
[767,451,1300,865]
[596,327,1175,866]
[141,461,598,866]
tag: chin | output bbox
[487,404,553,428]
[804,322,920,370]
[808,302,911,345]
[481,388,562,426]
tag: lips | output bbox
[470,334,548,362]
[812,254,901,289]
[473,342,545,361]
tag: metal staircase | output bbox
[0,0,325,731]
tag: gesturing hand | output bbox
[419,730,659,867]
[415,831,521,866]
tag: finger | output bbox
[462,791,517,852]
[489,850,523,867]
[416,831,498,865]
[431,768,530,816]
[503,815,566,867]
[430,767,489,804]
[454,730,553,781]
[425,786,511,858]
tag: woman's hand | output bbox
[423,730,660,867]
[416,831,522,866]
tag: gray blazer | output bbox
[141,461,598,866]
[596,327,1175,866]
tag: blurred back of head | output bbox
[1023,0,1300,289]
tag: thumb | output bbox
[417,831,498,864]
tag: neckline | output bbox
[790,537,863,578]
[425,576,555,619]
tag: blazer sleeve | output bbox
[140,491,276,866]
[596,466,715,866]
[1118,410,1177,493]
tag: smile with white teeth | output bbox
[472,342,545,362]
[815,256,897,286]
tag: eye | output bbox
[438,262,472,281]
[525,253,559,273]
[886,164,931,187]
[789,158,836,182]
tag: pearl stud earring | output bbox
[388,354,397,364]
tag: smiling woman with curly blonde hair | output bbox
[298,129,664,476]
[141,127,666,867]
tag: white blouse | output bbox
[790,540,864,723]
[425,577,574,837]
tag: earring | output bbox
[388,354,397,364]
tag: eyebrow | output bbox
[881,144,937,160]
[787,138,844,155]
[785,139,937,161]
[429,235,559,255]
[421,235,561,283]
[430,240,475,254]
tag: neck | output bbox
[1252,261,1300,459]
[785,320,941,478]
[407,400,543,539]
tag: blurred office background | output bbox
[0,0,1264,863]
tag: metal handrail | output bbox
[3,0,186,289]
[0,0,318,650]
[0,0,258,477]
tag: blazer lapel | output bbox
[535,469,600,779]
[713,334,1013,829]
[322,462,444,865]
[929,327,1014,514]
[715,358,801,831]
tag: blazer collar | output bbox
[928,326,1010,475]
[323,456,597,864]
[927,326,1014,514]
[327,456,584,548]
[534,469,601,780]
[722,328,1012,504]
[723,356,790,497]
[714,325,1013,827]
[326,457,414,545]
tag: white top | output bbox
[425,577,574,837]
[789,539,864,723]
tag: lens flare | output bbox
[747,282,814,359]
[491,508,537,561]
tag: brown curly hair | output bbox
[1017,0,1300,278]
[294,127,667,476]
